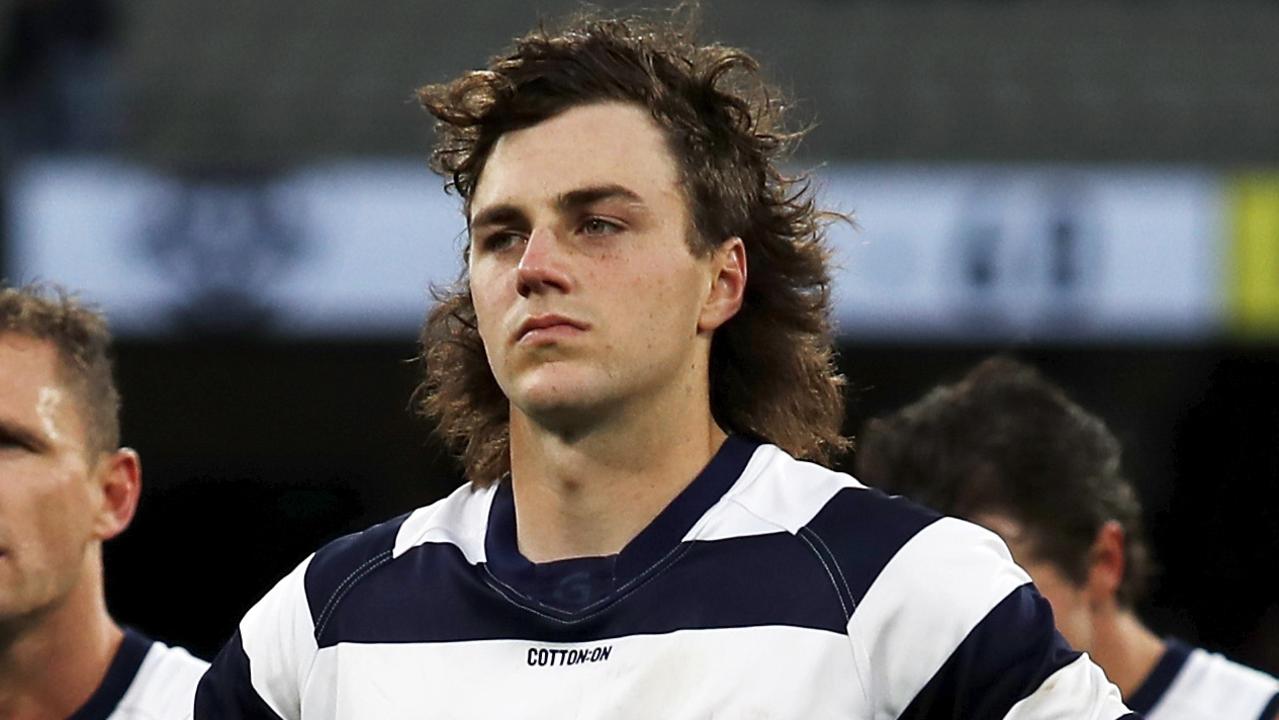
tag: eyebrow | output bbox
[469,183,646,231]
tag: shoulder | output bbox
[760,449,1034,648]
[718,444,1013,609]
[296,481,496,645]
[112,635,209,719]
[204,484,498,714]
[713,442,934,538]
[1145,641,1279,719]
[708,447,1130,717]
[303,482,495,616]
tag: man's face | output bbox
[0,333,101,625]
[970,512,1097,652]
[467,101,720,427]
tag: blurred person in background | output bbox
[0,284,206,719]
[857,356,1279,720]
[195,7,1135,718]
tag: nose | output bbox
[516,227,573,297]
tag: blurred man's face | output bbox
[0,333,101,625]
[970,512,1096,652]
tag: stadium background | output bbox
[2,0,1277,672]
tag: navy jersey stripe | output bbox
[314,531,848,648]
[1258,690,1279,720]
[485,436,760,611]
[195,629,286,719]
[802,486,942,611]
[68,628,152,720]
[897,583,1082,720]
[303,512,409,629]
[1126,638,1192,714]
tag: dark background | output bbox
[102,339,1279,674]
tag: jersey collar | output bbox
[1126,638,1193,714]
[67,627,151,720]
[484,435,760,613]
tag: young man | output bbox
[0,284,208,719]
[857,356,1279,720]
[196,11,1137,718]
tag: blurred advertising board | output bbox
[7,159,466,337]
[1227,174,1279,339]
[824,166,1225,341]
[5,158,1234,342]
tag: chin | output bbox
[518,387,602,422]
[511,368,614,426]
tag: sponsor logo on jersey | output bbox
[527,645,613,667]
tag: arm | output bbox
[848,517,1138,719]
[195,557,317,719]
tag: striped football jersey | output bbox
[195,437,1138,719]
[73,628,207,720]
[1128,638,1279,720]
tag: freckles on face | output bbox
[465,102,712,412]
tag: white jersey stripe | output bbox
[300,626,857,719]
[240,557,318,718]
[694,445,862,542]
[393,482,496,561]
[1145,642,1279,720]
[846,516,1030,718]
[1003,654,1131,720]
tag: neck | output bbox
[508,377,726,563]
[1088,605,1166,700]
[0,553,122,720]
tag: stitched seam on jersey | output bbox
[480,571,586,625]
[799,527,857,613]
[709,445,780,508]
[690,495,856,624]
[314,550,393,640]
[480,539,697,624]
[796,530,850,622]
[795,527,875,708]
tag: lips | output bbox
[515,314,589,343]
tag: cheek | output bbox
[613,260,703,330]
[11,476,93,562]
[35,477,92,535]
[469,275,506,345]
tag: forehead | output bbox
[0,333,63,388]
[0,333,78,422]
[470,102,683,216]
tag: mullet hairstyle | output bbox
[415,8,848,485]
[0,282,121,458]
[855,357,1153,608]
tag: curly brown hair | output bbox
[0,282,121,458]
[856,357,1153,608]
[415,8,848,485]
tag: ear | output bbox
[697,237,747,334]
[1085,520,1125,606]
[92,448,142,541]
